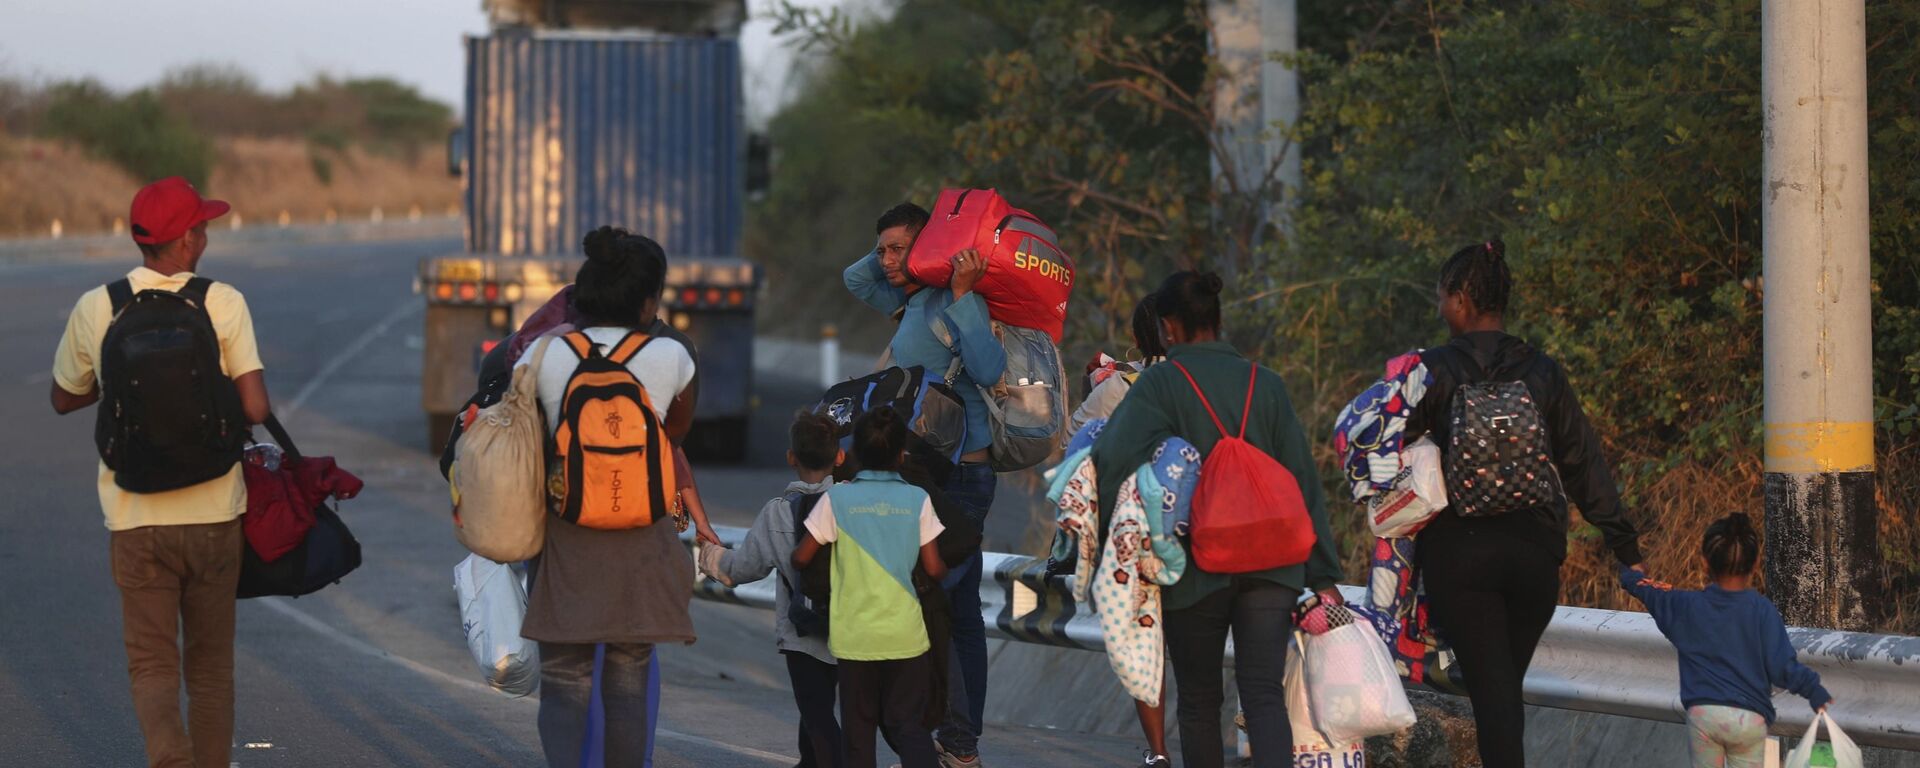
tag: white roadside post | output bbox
[821,324,840,389]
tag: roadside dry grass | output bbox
[0,135,460,238]
[0,136,140,236]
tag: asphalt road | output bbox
[0,237,1135,767]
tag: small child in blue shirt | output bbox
[1621,513,1833,768]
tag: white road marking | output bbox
[256,572,790,763]
[280,301,421,421]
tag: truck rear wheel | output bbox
[683,416,750,464]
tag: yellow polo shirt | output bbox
[51,267,264,531]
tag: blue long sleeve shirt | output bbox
[843,250,1006,455]
[1619,566,1831,722]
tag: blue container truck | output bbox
[419,20,758,460]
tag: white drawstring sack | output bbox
[1786,711,1861,768]
[454,554,539,697]
[1303,606,1417,743]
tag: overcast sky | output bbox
[0,0,858,127]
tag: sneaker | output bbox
[1140,750,1171,768]
[934,741,982,768]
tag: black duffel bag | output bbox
[815,365,968,463]
[238,416,363,599]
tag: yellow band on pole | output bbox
[1764,421,1876,473]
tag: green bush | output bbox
[37,81,215,187]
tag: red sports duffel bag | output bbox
[906,188,1074,342]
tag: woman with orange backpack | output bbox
[1090,271,1345,768]
[514,226,700,768]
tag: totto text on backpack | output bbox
[451,335,555,562]
[904,188,1075,342]
[1443,351,1565,518]
[94,277,248,493]
[237,416,363,598]
[932,319,1067,473]
[548,331,677,530]
[1171,361,1317,574]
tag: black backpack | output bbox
[94,277,248,493]
[1443,351,1567,517]
[782,490,831,637]
[438,334,517,480]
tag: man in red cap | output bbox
[49,176,272,768]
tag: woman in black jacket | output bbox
[1408,240,1645,768]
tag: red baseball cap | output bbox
[130,177,230,245]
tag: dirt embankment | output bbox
[0,136,461,238]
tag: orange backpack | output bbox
[547,330,678,530]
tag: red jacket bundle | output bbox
[244,454,364,563]
[905,188,1074,342]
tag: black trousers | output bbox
[786,651,846,768]
[1420,522,1562,768]
[838,652,937,768]
[1164,579,1300,768]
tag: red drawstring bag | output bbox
[1173,361,1316,573]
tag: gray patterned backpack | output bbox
[1444,355,1565,517]
[933,319,1066,472]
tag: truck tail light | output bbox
[727,289,745,306]
[483,282,500,302]
[435,283,455,300]
[705,288,722,305]
[680,288,698,307]
[457,283,478,302]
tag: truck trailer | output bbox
[420,9,758,461]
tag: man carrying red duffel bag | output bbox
[845,202,1006,767]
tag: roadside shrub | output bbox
[38,81,215,187]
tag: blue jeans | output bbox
[539,642,655,768]
[937,463,995,758]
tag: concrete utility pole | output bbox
[1208,0,1300,276]
[1761,0,1879,630]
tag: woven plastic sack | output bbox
[1288,632,1366,767]
[454,554,538,697]
[1304,607,1417,743]
[1787,712,1861,768]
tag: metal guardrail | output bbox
[687,525,1920,751]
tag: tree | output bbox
[754,0,1920,619]
[38,81,216,188]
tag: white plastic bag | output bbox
[1786,712,1861,768]
[1364,438,1447,538]
[1288,633,1366,766]
[1304,616,1417,743]
[454,554,539,697]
